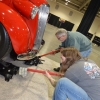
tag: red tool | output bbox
[38,49,61,57]
[24,49,61,66]
[27,68,62,76]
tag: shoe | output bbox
[53,67,60,72]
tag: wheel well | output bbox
[0,23,12,59]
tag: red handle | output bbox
[40,49,60,57]
[27,68,62,76]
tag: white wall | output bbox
[47,0,100,37]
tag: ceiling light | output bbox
[65,0,70,5]
[65,0,70,2]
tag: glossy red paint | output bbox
[0,0,49,54]
[13,0,35,19]
[23,15,38,49]
[30,0,48,7]
[0,0,11,5]
[13,0,39,49]
[0,2,30,54]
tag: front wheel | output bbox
[0,23,12,59]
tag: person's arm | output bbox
[51,42,65,55]
[51,46,63,55]
[45,71,57,87]
[48,76,57,87]
[58,42,65,48]
[54,43,65,54]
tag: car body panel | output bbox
[30,0,48,7]
[0,0,49,55]
[13,0,36,19]
[0,2,31,54]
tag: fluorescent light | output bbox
[65,0,70,2]
[65,0,70,5]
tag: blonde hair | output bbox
[60,47,82,73]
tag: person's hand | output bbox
[60,73,64,77]
[45,70,52,79]
[59,65,67,75]
[44,70,56,86]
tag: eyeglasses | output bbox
[57,35,64,40]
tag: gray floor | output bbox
[1,23,100,100]
[39,24,100,100]
[39,23,100,66]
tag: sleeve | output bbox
[58,43,65,49]
[64,70,79,84]
[55,43,65,50]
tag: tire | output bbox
[0,23,12,59]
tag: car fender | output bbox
[30,0,48,7]
[0,2,31,54]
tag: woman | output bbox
[45,47,100,100]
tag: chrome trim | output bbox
[17,4,50,60]
[31,6,38,19]
[33,4,50,50]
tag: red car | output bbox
[0,0,50,60]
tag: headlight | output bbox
[31,6,39,19]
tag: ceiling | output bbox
[53,0,100,18]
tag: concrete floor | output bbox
[39,23,100,100]
[1,23,100,100]
[40,23,100,66]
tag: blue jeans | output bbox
[53,78,91,100]
[80,48,92,58]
